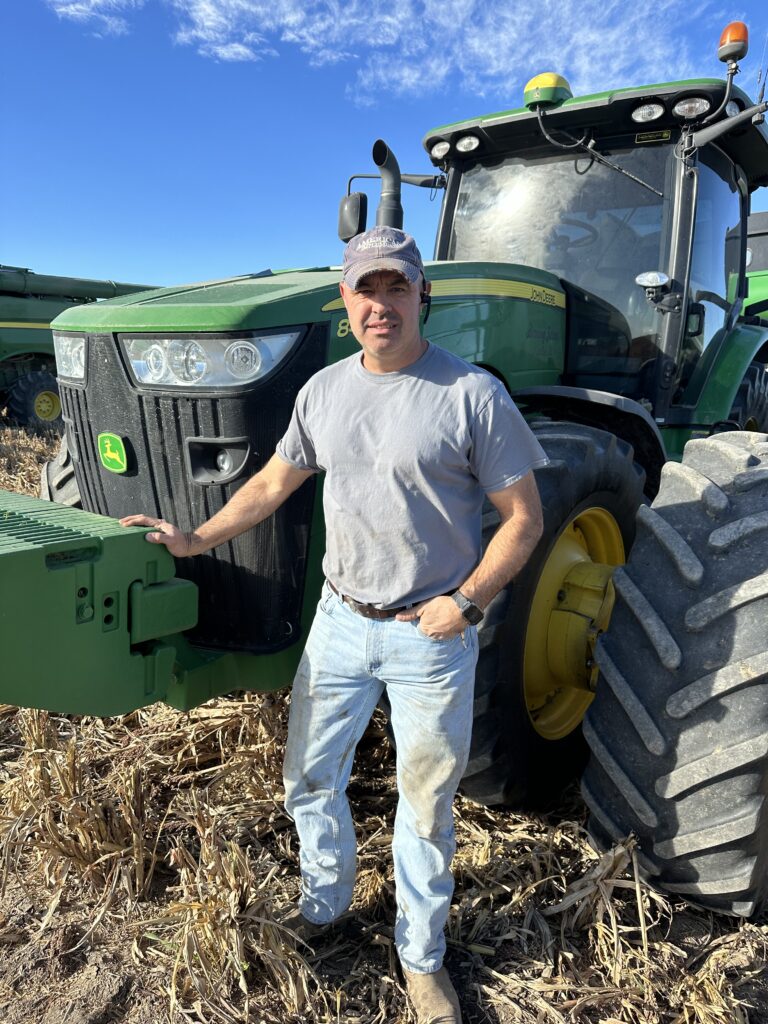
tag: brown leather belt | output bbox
[327,580,408,620]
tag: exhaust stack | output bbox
[372,139,403,229]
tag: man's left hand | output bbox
[396,596,467,640]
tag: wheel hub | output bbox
[33,390,62,422]
[524,507,625,740]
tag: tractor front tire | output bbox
[582,431,768,917]
[461,422,645,808]
[40,433,82,508]
[6,370,63,432]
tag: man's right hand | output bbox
[118,515,196,558]
[117,454,313,561]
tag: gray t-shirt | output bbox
[277,342,548,608]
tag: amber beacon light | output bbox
[718,21,748,63]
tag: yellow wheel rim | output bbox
[33,390,61,422]
[524,506,625,740]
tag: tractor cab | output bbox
[423,24,768,427]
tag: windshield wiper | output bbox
[536,107,664,198]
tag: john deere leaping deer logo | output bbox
[98,433,128,474]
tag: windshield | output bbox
[448,144,673,356]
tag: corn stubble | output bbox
[0,427,766,1023]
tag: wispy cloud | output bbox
[45,0,733,101]
[47,0,146,36]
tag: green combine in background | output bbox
[0,266,152,430]
[3,21,768,917]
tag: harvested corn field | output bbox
[0,426,767,1024]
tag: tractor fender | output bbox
[512,385,666,498]
[682,321,768,427]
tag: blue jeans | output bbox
[283,581,478,974]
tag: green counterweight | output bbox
[0,490,197,715]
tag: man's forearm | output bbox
[460,507,543,610]
[186,475,290,555]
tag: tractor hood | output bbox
[51,268,344,334]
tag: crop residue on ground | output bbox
[0,426,766,1024]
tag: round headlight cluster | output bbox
[122,331,300,389]
[430,140,451,160]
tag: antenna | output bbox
[757,27,767,102]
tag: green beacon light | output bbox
[523,72,573,110]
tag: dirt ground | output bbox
[1,425,767,1024]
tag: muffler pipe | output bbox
[372,139,404,229]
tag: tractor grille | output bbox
[59,325,328,654]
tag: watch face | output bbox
[463,603,484,625]
[452,591,483,624]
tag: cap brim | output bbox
[344,258,421,290]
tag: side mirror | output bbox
[338,193,368,243]
[686,302,705,338]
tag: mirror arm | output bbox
[690,100,768,150]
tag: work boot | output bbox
[280,906,331,944]
[403,966,462,1023]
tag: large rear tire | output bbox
[6,370,63,432]
[461,422,645,808]
[582,431,768,917]
[40,433,82,508]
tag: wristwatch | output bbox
[450,590,484,625]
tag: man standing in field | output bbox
[121,226,547,1023]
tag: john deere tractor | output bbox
[3,22,768,917]
[0,266,152,430]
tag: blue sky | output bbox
[3,0,768,286]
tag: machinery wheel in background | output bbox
[6,370,63,432]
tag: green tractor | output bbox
[0,265,152,430]
[3,22,768,917]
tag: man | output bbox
[121,226,547,1024]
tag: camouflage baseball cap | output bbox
[342,226,424,289]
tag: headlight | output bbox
[631,102,665,123]
[120,330,302,388]
[455,134,480,153]
[672,96,711,119]
[53,332,87,380]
